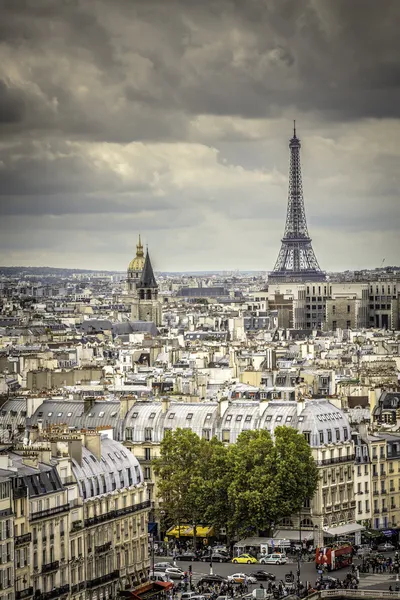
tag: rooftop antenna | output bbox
[293,119,296,137]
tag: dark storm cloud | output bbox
[1,0,400,144]
[0,0,399,270]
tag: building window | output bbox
[202,429,211,441]
[343,428,348,441]
[304,432,311,444]
[319,431,324,444]
[144,428,152,441]
[222,430,230,442]
[327,430,332,443]
[144,448,151,461]
[347,305,350,312]
[332,321,337,331]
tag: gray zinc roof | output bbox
[28,400,123,439]
[72,436,143,500]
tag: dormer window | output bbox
[206,413,212,420]
[226,415,232,422]
[132,412,138,419]
[276,416,282,422]
[236,415,242,422]
[187,413,193,420]
[168,413,175,419]
[245,415,252,422]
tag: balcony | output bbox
[15,533,32,547]
[42,560,60,574]
[84,500,151,528]
[372,472,379,479]
[350,500,356,508]
[373,491,380,496]
[380,472,387,478]
[30,504,70,522]
[317,455,356,466]
[382,507,388,513]
[95,541,112,555]
[16,588,34,600]
[86,570,120,589]
[71,582,86,594]
[374,508,380,515]
[381,489,387,495]
[70,520,83,532]
[391,506,396,510]
[36,585,69,600]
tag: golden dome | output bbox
[128,235,145,271]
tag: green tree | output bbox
[227,427,318,538]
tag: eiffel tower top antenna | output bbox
[293,119,296,137]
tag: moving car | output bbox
[201,551,230,563]
[249,570,276,581]
[176,551,198,561]
[227,573,257,584]
[164,566,186,580]
[377,542,395,552]
[154,562,173,571]
[198,575,227,586]
[232,553,258,564]
[259,553,287,565]
[149,572,172,583]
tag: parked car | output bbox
[198,575,227,586]
[164,566,186,580]
[227,573,257,584]
[176,551,198,561]
[259,553,287,565]
[232,553,258,564]
[377,542,395,552]
[249,570,276,581]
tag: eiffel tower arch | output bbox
[270,124,325,283]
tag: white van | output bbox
[149,572,171,583]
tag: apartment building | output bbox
[0,427,151,600]
[0,467,14,600]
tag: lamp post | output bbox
[151,533,155,577]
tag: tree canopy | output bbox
[153,425,318,541]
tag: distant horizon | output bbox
[1,264,398,276]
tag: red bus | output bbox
[316,544,353,571]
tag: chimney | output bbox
[120,396,136,419]
[84,397,95,414]
[297,397,306,417]
[161,397,170,414]
[68,438,83,466]
[22,452,39,469]
[82,431,102,461]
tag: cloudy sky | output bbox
[1,0,399,272]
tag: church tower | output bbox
[129,243,162,326]
[127,234,145,295]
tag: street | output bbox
[154,555,399,593]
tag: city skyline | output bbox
[1,1,399,272]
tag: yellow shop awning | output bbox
[166,524,215,538]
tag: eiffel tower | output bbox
[270,124,325,282]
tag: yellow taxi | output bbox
[232,553,258,564]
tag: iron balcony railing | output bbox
[84,500,150,527]
[30,504,70,522]
[41,560,60,574]
[86,570,119,589]
[36,585,69,600]
[15,533,32,547]
[317,455,355,466]
[95,541,112,555]
[16,588,33,600]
